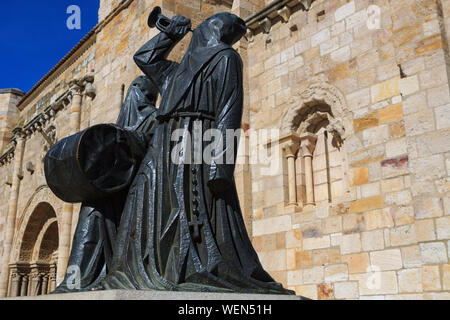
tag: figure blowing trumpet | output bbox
[147,6,193,38]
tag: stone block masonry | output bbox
[0,0,449,300]
[248,0,450,300]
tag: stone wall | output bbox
[0,0,449,299]
[0,90,24,153]
[247,0,450,299]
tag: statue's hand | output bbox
[165,15,191,39]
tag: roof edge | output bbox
[0,89,26,96]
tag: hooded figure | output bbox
[116,76,158,133]
[51,76,158,293]
[98,12,293,295]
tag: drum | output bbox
[44,124,147,203]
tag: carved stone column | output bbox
[300,133,317,207]
[49,263,57,293]
[70,83,83,133]
[41,275,49,295]
[55,85,83,285]
[0,130,25,298]
[72,77,95,239]
[20,275,29,297]
[8,264,21,297]
[283,142,300,206]
[57,202,74,285]
[29,263,42,296]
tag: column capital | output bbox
[300,133,318,157]
[283,141,300,158]
[69,82,84,96]
[11,127,25,141]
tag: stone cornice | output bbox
[0,146,15,168]
[244,0,315,37]
[0,75,95,167]
[0,89,26,96]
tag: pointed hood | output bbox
[157,12,247,117]
[116,76,158,132]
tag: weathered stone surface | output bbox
[422,265,441,291]
[287,270,303,287]
[398,268,423,293]
[335,1,355,22]
[379,104,403,124]
[253,215,291,236]
[370,249,403,271]
[443,264,450,291]
[303,236,331,251]
[361,230,385,251]
[354,113,378,132]
[334,281,359,299]
[371,77,400,103]
[350,271,398,296]
[312,249,341,267]
[342,253,370,274]
[350,196,384,213]
[317,283,334,300]
[401,246,422,269]
[364,209,395,230]
[414,198,444,219]
[2,0,450,301]
[420,242,448,264]
[303,266,325,285]
[342,212,364,234]
[258,249,287,271]
[415,219,436,242]
[324,264,348,283]
[436,216,450,240]
[294,285,317,300]
[435,104,450,130]
[340,233,362,255]
[390,225,417,246]
[399,76,419,97]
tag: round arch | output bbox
[7,195,61,297]
[16,202,57,263]
[278,78,353,208]
[280,79,350,136]
[11,185,63,263]
[31,218,58,262]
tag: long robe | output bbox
[99,23,293,295]
[52,82,157,293]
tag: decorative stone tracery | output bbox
[279,79,351,210]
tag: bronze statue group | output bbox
[45,9,293,295]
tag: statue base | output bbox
[3,290,307,300]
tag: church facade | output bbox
[0,0,449,299]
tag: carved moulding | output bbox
[280,78,351,148]
[10,186,63,263]
[245,0,317,37]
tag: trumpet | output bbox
[147,6,193,33]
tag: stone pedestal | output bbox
[2,290,307,301]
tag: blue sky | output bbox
[0,1,100,92]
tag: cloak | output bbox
[99,12,293,295]
[50,77,157,293]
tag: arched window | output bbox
[280,80,350,212]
